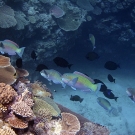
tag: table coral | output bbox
[7,112,28,129]
[0,65,16,85]
[61,112,80,135]
[0,55,10,68]
[0,83,17,105]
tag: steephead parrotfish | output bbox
[40,69,65,87]
[0,40,25,57]
[61,71,101,92]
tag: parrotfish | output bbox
[89,34,95,50]
[126,88,135,102]
[40,69,65,87]
[97,97,118,116]
[0,39,25,57]
[62,71,101,92]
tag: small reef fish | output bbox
[53,57,73,69]
[40,69,65,87]
[104,61,120,70]
[0,39,25,57]
[85,52,99,61]
[103,89,118,102]
[70,95,83,103]
[126,88,135,102]
[35,64,48,72]
[31,50,37,60]
[16,58,23,68]
[62,71,101,92]
[108,74,115,83]
[94,79,108,92]
[89,34,95,50]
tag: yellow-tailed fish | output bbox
[0,39,25,57]
[40,69,66,88]
[62,71,101,92]
[89,34,95,50]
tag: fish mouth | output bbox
[126,90,132,96]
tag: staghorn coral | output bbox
[0,83,17,105]
[0,65,16,85]
[0,5,17,28]
[61,112,80,135]
[30,81,52,98]
[33,97,61,121]
[6,112,28,129]
[79,121,110,135]
[0,55,10,68]
[11,89,35,118]
[0,125,17,135]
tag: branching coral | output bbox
[0,83,17,105]
[11,89,35,118]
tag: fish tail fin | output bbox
[113,79,115,83]
[16,47,25,57]
[114,97,118,102]
[68,64,73,69]
[80,98,84,103]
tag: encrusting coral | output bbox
[33,96,61,122]
[30,81,52,98]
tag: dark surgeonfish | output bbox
[94,79,107,92]
[53,57,73,69]
[16,58,22,68]
[103,89,118,102]
[85,52,99,61]
[31,50,37,60]
[70,95,83,103]
[104,61,120,70]
[35,64,48,72]
[108,74,115,83]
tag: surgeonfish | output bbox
[126,88,135,102]
[62,71,101,92]
[31,50,37,60]
[89,34,95,50]
[104,61,120,70]
[107,74,115,83]
[53,57,73,69]
[40,69,65,87]
[70,95,83,103]
[0,39,25,57]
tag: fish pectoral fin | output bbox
[70,77,78,85]
[71,87,76,90]
[61,82,66,88]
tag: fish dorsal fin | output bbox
[4,40,19,47]
[73,71,95,83]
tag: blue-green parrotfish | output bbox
[0,39,25,57]
[61,71,101,92]
[40,69,66,87]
